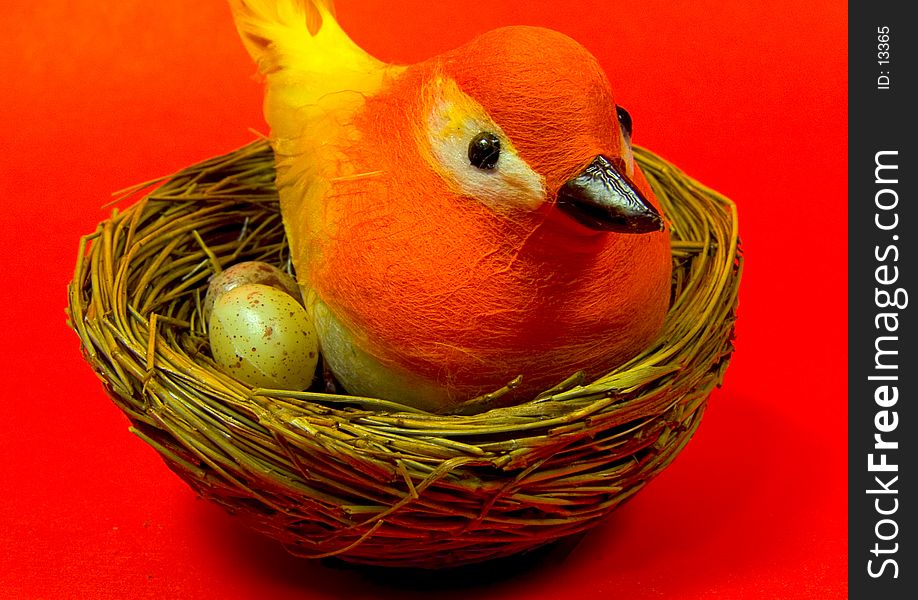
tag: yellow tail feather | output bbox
[230,0,357,76]
[228,0,391,142]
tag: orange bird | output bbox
[229,0,672,411]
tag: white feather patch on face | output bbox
[424,80,546,214]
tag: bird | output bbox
[228,0,672,412]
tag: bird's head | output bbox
[379,25,665,239]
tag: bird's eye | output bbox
[616,106,633,139]
[468,132,501,169]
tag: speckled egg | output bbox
[208,283,318,390]
[203,261,302,322]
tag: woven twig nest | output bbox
[68,140,741,569]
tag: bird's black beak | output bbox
[556,155,663,233]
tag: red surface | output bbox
[1,1,847,598]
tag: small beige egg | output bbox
[208,283,318,390]
[203,261,301,322]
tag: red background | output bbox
[1,1,847,598]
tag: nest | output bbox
[68,140,741,569]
